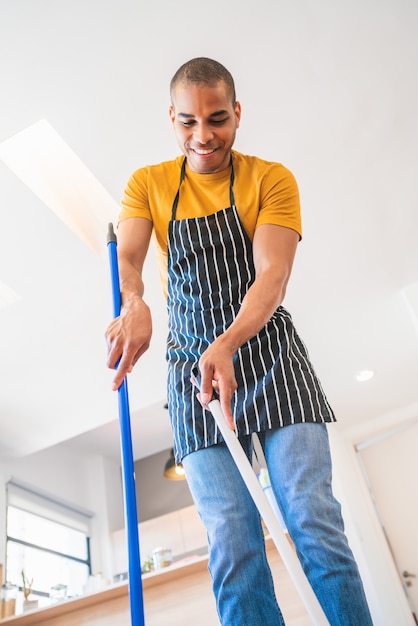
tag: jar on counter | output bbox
[1,582,17,618]
[49,583,67,602]
[152,546,173,570]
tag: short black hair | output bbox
[170,57,236,105]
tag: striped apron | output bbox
[166,157,335,463]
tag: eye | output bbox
[211,118,228,126]
[180,120,195,127]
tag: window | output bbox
[5,481,92,603]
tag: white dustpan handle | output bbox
[208,398,330,626]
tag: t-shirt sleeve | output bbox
[256,164,302,239]
[119,168,153,222]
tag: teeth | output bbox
[194,149,214,155]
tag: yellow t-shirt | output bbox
[119,150,301,297]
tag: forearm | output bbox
[116,217,153,307]
[220,268,287,354]
[118,257,146,307]
[218,224,298,354]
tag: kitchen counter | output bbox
[0,538,311,626]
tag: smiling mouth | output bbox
[192,148,217,155]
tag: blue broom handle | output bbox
[107,223,145,626]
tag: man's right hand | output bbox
[105,296,152,390]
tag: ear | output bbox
[234,101,241,128]
[169,105,175,125]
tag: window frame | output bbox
[5,480,93,598]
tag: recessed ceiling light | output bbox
[355,369,375,382]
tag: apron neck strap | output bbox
[171,154,235,221]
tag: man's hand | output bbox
[105,296,152,390]
[195,337,237,429]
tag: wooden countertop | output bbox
[0,537,304,626]
[0,553,211,625]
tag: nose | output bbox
[193,123,214,145]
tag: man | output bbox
[106,57,373,625]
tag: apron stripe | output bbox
[213,211,234,308]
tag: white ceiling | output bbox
[1,0,417,466]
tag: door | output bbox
[356,421,418,620]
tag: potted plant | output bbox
[21,570,38,612]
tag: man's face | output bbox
[169,82,241,174]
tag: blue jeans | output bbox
[182,424,373,626]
